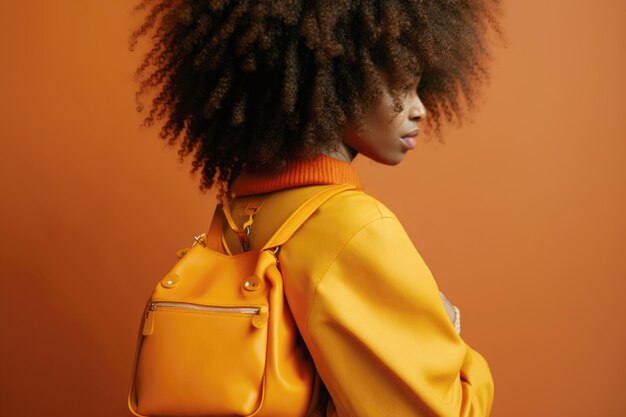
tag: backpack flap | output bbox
[128,245,271,417]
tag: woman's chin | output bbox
[367,152,406,166]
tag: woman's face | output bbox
[339,69,426,164]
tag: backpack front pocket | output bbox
[134,301,270,417]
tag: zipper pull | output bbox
[142,304,155,336]
[251,305,269,329]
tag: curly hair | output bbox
[128,0,505,198]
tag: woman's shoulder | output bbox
[315,188,399,230]
[270,185,405,261]
[281,187,405,255]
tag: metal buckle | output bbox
[266,245,281,266]
[238,225,250,252]
[192,233,207,247]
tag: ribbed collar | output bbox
[230,153,363,197]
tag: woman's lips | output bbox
[401,129,419,150]
[401,136,417,149]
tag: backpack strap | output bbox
[260,183,357,251]
[204,183,357,253]
[221,196,266,252]
[205,204,227,252]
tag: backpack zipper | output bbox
[149,301,262,314]
[143,301,269,335]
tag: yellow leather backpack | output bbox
[127,183,356,417]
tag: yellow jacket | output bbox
[221,177,495,417]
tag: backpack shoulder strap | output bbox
[204,183,357,253]
[260,183,357,251]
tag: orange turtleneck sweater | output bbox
[229,153,363,197]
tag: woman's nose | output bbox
[409,94,427,121]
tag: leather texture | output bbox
[127,184,356,417]
[222,184,496,417]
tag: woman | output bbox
[128,1,504,415]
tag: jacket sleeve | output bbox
[302,215,494,417]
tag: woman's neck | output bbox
[320,141,358,163]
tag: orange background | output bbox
[1,1,625,416]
